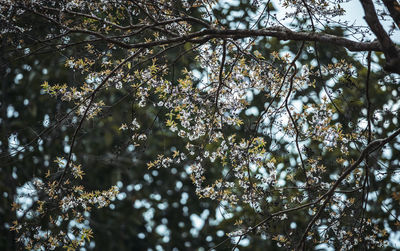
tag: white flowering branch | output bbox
[297,127,400,250]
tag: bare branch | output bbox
[382,0,400,29]
[360,0,400,73]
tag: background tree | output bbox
[1,0,399,250]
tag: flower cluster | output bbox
[10,158,119,250]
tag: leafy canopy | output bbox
[1,0,400,250]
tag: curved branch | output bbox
[296,127,400,250]
[360,0,400,73]
[382,0,400,29]
[58,49,143,185]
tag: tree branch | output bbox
[296,127,400,250]
[126,28,384,52]
[382,0,400,29]
[57,50,142,185]
[360,0,400,73]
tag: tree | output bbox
[1,0,400,250]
